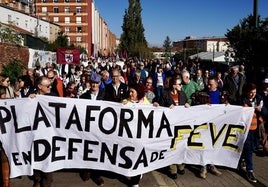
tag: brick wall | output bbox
[0,42,29,73]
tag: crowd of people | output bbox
[0,57,268,187]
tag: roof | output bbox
[1,22,32,35]
[189,51,234,65]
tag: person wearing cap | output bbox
[222,65,245,105]
[79,72,105,186]
[79,72,105,100]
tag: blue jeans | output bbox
[156,86,164,100]
[242,130,258,171]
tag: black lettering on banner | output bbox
[159,150,166,160]
[0,106,11,134]
[118,146,134,169]
[99,107,117,134]
[156,112,173,137]
[222,124,245,151]
[188,123,207,148]
[150,152,158,162]
[150,150,167,162]
[65,105,82,131]
[170,125,192,148]
[33,102,51,130]
[137,110,154,138]
[68,138,83,159]
[22,151,31,165]
[34,139,51,162]
[52,136,66,162]
[209,123,228,147]
[83,140,98,161]
[119,108,133,137]
[12,105,31,133]
[100,142,118,165]
[48,102,67,128]
[85,105,101,132]
[133,148,148,170]
[12,151,31,166]
[12,152,22,165]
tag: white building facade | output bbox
[0,3,60,42]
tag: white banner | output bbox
[28,49,56,68]
[0,96,254,178]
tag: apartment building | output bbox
[173,36,228,52]
[0,2,61,42]
[34,0,117,57]
[33,0,91,52]
[0,0,117,57]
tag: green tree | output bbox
[48,31,69,51]
[0,24,23,45]
[163,36,172,60]
[225,15,268,68]
[118,0,149,58]
[1,58,26,86]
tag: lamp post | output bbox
[253,0,258,28]
[212,44,215,62]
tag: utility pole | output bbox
[253,0,258,28]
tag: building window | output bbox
[16,17,19,25]
[65,27,70,33]
[76,17,81,23]
[65,17,70,23]
[8,15,11,22]
[64,7,70,13]
[53,0,58,2]
[42,0,47,3]
[53,17,59,23]
[76,7,82,13]
[65,0,69,3]
[67,37,70,45]
[41,7,47,13]
[77,26,82,33]
[76,0,81,2]
[76,37,82,43]
[53,7,59,13]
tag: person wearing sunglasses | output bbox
[29,76,57,187]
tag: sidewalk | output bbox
[10,153,268,187]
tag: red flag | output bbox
[56,48,80,64]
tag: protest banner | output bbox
[0,95,254,178]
